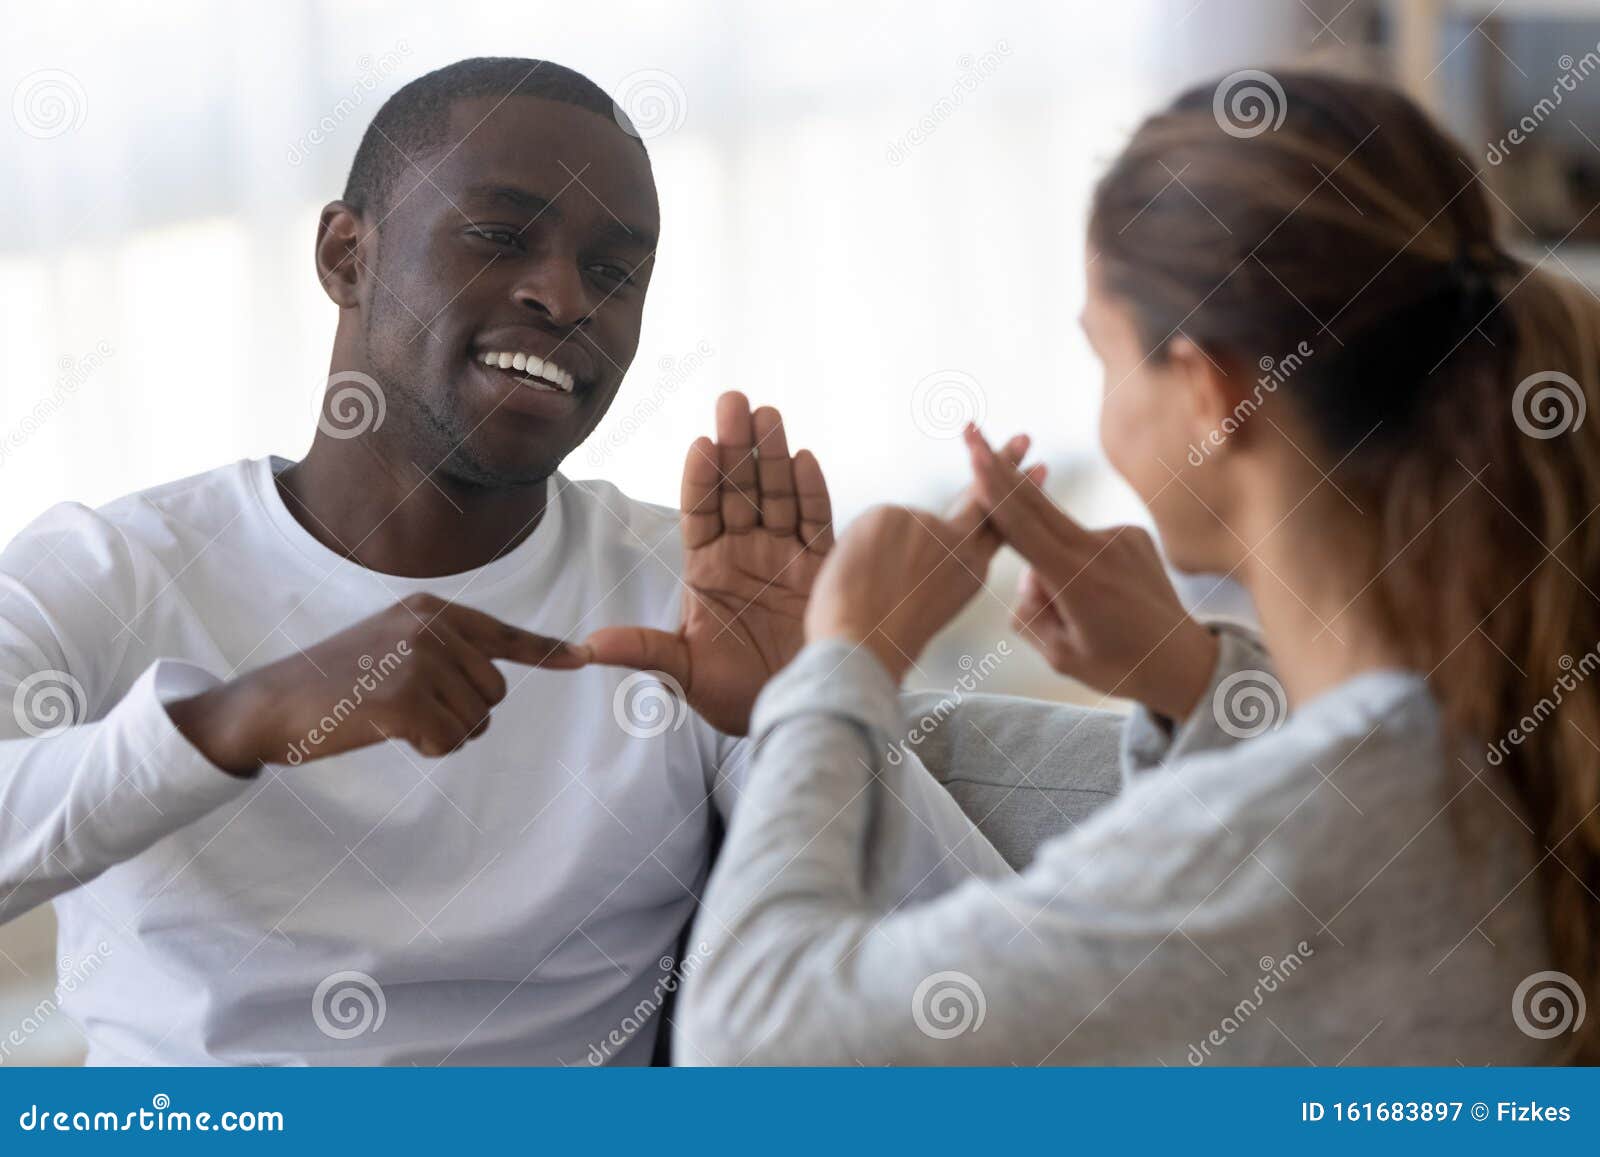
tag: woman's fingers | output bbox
[1010,568,1078,671]
[1011,566,1055,629]
[937,507,1003,579]
[943,432,1032,520]
[964,425,1094,579]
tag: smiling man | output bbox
[0,57,1023,1066]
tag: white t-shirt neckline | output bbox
[246,455,569,601]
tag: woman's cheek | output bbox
[1098,390,1144,483]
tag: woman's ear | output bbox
[1166,335,1244,455]
[314,201,366,309]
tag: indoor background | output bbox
[4,0,1598,1064]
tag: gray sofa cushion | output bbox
[898,690,1126,870]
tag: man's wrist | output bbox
[165,679,270,778]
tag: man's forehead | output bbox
[431,94,659,224]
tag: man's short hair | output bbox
[342,56,645,217]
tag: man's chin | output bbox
[436,433,570,490]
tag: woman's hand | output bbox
[803,504,999,683]
[804,436,1037,683]
[965,426,1219,719]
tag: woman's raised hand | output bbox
[964,425,1218,719]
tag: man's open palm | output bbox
[584,392,832,735]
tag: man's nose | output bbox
[510,258,591,328]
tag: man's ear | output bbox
[1166,335,1246,452]
[315,201,366,309]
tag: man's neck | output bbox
[276,434,550,579]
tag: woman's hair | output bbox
[1090,70,1600,1061]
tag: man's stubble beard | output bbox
[360,311,558,491]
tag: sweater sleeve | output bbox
[675,639,1250,1066]
[1120,622,1275,780]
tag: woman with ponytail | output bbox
[676,71,1599,1065]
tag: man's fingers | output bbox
[440,603,591,669]
[408,698,475,758]
[427,618,508,705]
[715,391,760,532]
[794,449,833,554]
[582,626,691,688]
[681,436,722,549]
[752,406,798,534]
[429,663,493,743]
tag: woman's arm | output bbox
[675,639,1267,1066]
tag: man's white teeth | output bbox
[478,350,577,393]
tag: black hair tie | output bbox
[1447,246,1509,327]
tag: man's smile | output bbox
[466,326,600,418]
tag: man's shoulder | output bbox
[71,459,264,561]
[10,458,259,554]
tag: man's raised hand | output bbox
[582,391,832,735]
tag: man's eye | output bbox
[469,227,523,250]
[587,263,633,286]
